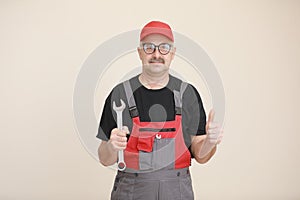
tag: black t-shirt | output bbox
[96,74,207,152]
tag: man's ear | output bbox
[171,47,176,60]
[137,47,142,60]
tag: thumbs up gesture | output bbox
[198,109,223,159]
[206,110,223,145]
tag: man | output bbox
[97,21,223,200]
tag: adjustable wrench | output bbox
[112,99,126,171]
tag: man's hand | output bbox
[108,126,129,152]
[205,110,223,145]
[198,109,223,159]
[98,126,129,166]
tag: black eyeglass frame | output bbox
[141,43,173,55]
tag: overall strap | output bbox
[173,81,188,115]
[123,80,139,118]
[123,79,188,117]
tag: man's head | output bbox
[138,21,176,76]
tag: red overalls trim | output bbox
[124,114,191,171]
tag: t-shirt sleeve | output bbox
[182,84,207,136]
[96,92,117,141]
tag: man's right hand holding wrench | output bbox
[108,127,129,153]
[98,99,129,168]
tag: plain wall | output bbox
[1,0,299,199]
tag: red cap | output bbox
[140,21,174,42]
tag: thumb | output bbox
[207,109,215,123]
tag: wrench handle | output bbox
[117,113,126,171]
[117,113,123,130]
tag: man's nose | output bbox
[153,47,161,58]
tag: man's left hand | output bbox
[205,109,223,145]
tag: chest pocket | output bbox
[138,127,177,171]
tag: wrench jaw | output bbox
[112,99,126,111]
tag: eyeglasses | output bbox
[142,43,172,55]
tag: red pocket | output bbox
[137,132,155,152]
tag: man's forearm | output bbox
[191,135,217,164]
[98,141,118,166]
[196,145,217,164]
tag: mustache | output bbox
[149,58,165,64]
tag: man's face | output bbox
[138,34,176,76]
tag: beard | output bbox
[147,57,166,71]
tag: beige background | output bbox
[1,0,300,199]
